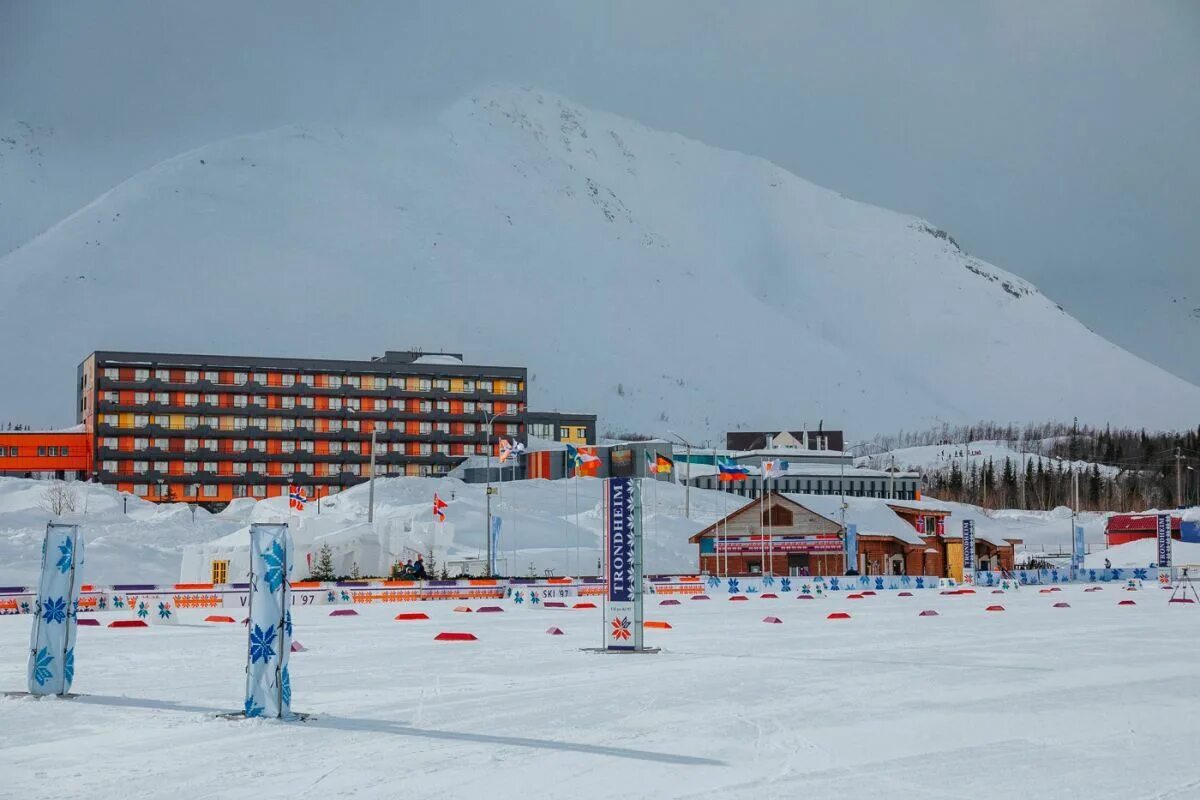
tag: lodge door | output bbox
[787,553,809,576]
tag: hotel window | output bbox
[463,423,477,435]
[530,423,552,438]
[153,415,169,428]
[327,420,342,433]
[134,392,149,405]
[251,485,267,498]
[102,437,117,448]
[232,417,247,430]
[299,374,313,386]
[233,463,247,475]
[419,400,432,413]
[133,415,149,428]
[463,444,475,455]
[185,439,199,452]
[298,396,313,409]
[328,397,343,410]
[102,460,117,472]
[154,369,169,381]
[388,377,403,388]
[435,422,449,434]
[203,393,218,405]
[232,440,247,452]
[154,438,168,450]
[104,390,119,402]
[183,483,197,496]
[104,367,119,379]
[252,372,267,384]
[299,463,314,475]
[185,370,200,383]
[346,398,360,412]
[281,396,296,409]
[252,440,266,451]
[133,484,149,496]
[345,420,359,432]
[506,403,519,415]
[462,379,476,393]
[281,441,295,454]
[328,441,342,455]
[300,441,314,453]
[479,380,492,393]
[435,400,449,412]
[154,392,169,404]
[433,378,449,391]
[233,372,248,385]
[251,395,267,406]
[134,369,150,382]
[280,419,295,431]
[327,375,342,389]
[252,462,266,473]
[184,393,199,406]
[204,370,218,383]
[463,401,476,414]
[249,417,267,429]
[233,485,248,498]
[479,402,493,414]
[203,439,218,451]
[133,461,148,473]
[203,416,218,428]
[202,461,217,473]
[419,443,432,455]
[343,376,359,389]
[506,424,519,436]
[154,461,168,473]
[134,438,149,449]
[182,416,198,430]
[233,395,247,407]
[203,485,218,498]
[419,422,432,434]
[418,378,432,392]
[297,419,314,431]
[435,443,449,455]
[281,374,295,387]
[37,446,47,456]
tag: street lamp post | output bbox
[667,430,695,519]
[483,411,509,576]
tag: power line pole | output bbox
[1177,447,1184,507]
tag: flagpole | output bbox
[760,467,765,578]
[563,449,570,578]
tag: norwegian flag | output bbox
[433,493,448,522]
[288,485,307,511]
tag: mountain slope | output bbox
[1,85,1197,437]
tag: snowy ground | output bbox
[3,586,1200,799]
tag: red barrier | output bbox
[992,590,1005,594]
[985,605,1005,612]
[728,596,748,602]
[644,620,672,629]
[762,616,783,624]
[659,599,681,606]
[919,610,939,617]
[1169,598,1196,604]
[543,602,567,608]
[108,620,148,628]
[395,612,429,620]
[205,615,237,623]
[897,592,913,597]
[847,594,864,600]
[1118,600,1137,606]
[826,612,851,620]
[290,641,306,652]
[77,618,101,626]
[1085,587,1103,592]
[435,632,477,641]
[329,609,358,617]
[690,595,710,601]
[797,594,815,600]
[546,627,565,635]
[760,593,779,599]
[453,606,473,613]
[1053,602,1071,608]
[476,606,504,613]
[861,591,876,596]
[573,602,597,609]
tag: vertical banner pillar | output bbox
[245,523,293,718]
[961,520,975,585]
[844,523,858,575]
[632,478,644,651]
[603,477,641,650]
[1157,513,1171,572]
[490,517,502,577]
[1071,525,1086,580]
[28,524,85,696]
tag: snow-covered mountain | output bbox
[2,85,1198,438]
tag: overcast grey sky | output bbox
[3,1,1198,383]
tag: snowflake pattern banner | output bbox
[245,523,293,719]
[28,524,85,696]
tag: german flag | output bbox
[654,454,673,474]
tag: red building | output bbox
[0,429,92,479]
[1105,514,1182,547]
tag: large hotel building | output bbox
[73,349,534,505]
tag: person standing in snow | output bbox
[1104,558,1111,570]
[412,556,428,580]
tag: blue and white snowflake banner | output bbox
[28,524,85,696]
[244,523,293,718]
[1157,514,1171,568]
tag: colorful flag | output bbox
[566,444,601,476]
[717,458,749,482]
[762,459,788,479]
[498,438,513,463]
[433,493,448,522]
[646,450,657,475]
[655,453,674,474]
[288,485,307,511]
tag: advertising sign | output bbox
[245,523,293,718]
[1071,524,1086,576]
[717,535,842,554]
[1157,514,1171,569]
[609,447,634,478]
[961,520,975,584]
[28,524,85,696]
[604,477,639,650]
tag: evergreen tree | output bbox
[311,544,335,581]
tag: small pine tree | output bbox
[311,544,335,581]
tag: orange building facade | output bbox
[76,350,528,507]
[0,429,93,479]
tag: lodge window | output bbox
[134,369,150,382]
[345,376,360,388]
[102,460,117,471]
[204,371,218,383]
[133,484,148,496]
[203,485,218,498]
[418,379,432,392]
[479,380,492,393]
[154,392,169,404]
[155,369,170,381]
[185,371,200,383]
[7,447,16,456]
[104,368,119,379]
[154,461,168,472]
[433,379,450,391]
[135,392,149,404]
[281,374,295,387]
[252,372,267,384]
[251,486,266,498]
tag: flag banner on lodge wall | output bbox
[1072,525,1086,577]
[244,523,293,719]
[1157,514,1171,568]
[716,535,842,554]
[604,477,640,650]
[961,520,975,584]
[844,524,857,572]
[28,524,85,696]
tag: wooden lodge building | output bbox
[689,493,1020,579]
